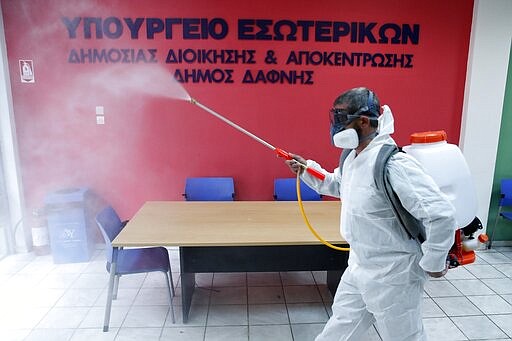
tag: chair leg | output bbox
[103,249,119,332]
[164,271,176,324]
[169,271,175,296]
[488,210,502,249]
[113,275,120,300]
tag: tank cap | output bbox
[478,234,489,243]
[410,130,447,144]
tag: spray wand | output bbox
[189,97,348,251]
[189,97,325,181]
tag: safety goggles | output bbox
[329,108,362,127]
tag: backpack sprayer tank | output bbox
[403,131,488,266]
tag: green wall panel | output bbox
[487,43,512,244]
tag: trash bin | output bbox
[45,187,102,264]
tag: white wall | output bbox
[460,0,512,228]
[0,6,28,252]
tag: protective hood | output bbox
[370,104,395,146]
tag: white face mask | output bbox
[333,128,359,149]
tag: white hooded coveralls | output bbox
[301,107,456,341]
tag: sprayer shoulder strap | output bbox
[338,148,353,172]
[374,144,426,243]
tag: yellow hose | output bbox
[296,173,350,252]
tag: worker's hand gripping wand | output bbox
[189,98,326,181]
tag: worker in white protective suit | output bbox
[286,87,456,341]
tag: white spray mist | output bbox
[85,64,190,102]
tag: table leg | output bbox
[178,245,347,322]
[326,270,342,298]
[181,272,195,323]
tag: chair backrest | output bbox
[95,206,124,262]
[500,179,512,206]
[184,177,235,201]
[274,178,321,201]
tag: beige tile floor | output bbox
[0,245,512,340]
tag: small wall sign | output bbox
[19,60,35,83]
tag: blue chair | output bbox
[96,206,175,331]
[489,179,512,248]
[274,178,321,201]
[184,177,235,201]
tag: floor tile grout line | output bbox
[312,270,334,323]
[448,249,512,341]
[278,271,295,341]
[447,276,498,297]
[484,312,512,340]
[203,272,215,340]
[115,273,146,337]
[245,272,252,341]
[30,267,87,331]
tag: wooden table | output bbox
[112,201,348,323]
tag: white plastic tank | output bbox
[402,130,477,228]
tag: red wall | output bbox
[1,0,474,218]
